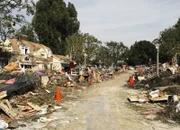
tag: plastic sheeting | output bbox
[5,78,16,85]
[34,70,47,76]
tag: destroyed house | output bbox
[1,37,72,72]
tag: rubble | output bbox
[0,91,7,99]
[128,95,150,103]
[0,101,17,119]
[0,64,121,128]
[127,64,180,123]
[128,89,169,103]
[8,120,19,129]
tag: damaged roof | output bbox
[8,38,51,53]
[8,38,20,52]
[53,54,71,62]
[19,40,51,52]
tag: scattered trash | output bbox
[166,119,176,124]
[54,106,62,110]
[45,90,51,93]
[38,117,53,123]
[173,95,179,102]
[39,108,47,115]
[149,89,160,98]
[0,120,8,129]
[176,102,180,112]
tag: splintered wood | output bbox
[0,102,17,119]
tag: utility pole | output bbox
[152,39,160,77]
[156,44,160,77]
[83,39,88,67]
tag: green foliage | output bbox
[0,0,35,33]
[127,40,156,66]
[33,0,80,55]
[105,41,129,65]
[65,33,102,64]
[159,18,180,63]
[83,33,102,63]
[66,2,80,36]
[0,50,12,63]
[94,45,109,65]
[15,23,37,42]
[65,33,84,63]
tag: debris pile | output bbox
[0,65,122,129]
[128,89,169,103]
[127,64,180,123]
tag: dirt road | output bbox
[17,72,180,130]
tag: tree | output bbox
[15,23,37,42]
[106,41,128,66]
[33,0,80,55]
[65,33,84,64]
[65,33,102,64]
[127,40,156,66]
[0,0,35,33]
[66,2,80,37]
[83,33,102,64]
[159,18,180,63]
[94,45,109,66]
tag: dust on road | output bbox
[17,72,180,130]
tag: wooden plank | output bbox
[127,96,139,102]
[138,95,150,102]
[128,95,150,102]
[17,105,33,111]
[27,102,41,111]
[0,91,7,99]
[3,99,12,110]
[0,102,17,119]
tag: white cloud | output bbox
[65,0,180,47]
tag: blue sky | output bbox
[64,0,180,47]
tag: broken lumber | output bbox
[0,102,17,119]
[128,95,150,102]
[3,99,12,110]
[27,102,41,111]
[0,91,7,99]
